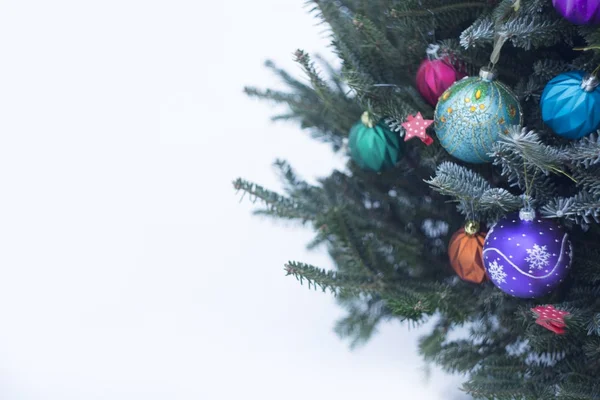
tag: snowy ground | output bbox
[0,1,465,399]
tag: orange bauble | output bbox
[448,221,487,284]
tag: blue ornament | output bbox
[541,71,600,139]
[434,68,522,163]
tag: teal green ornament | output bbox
[434,67,522,163]
[348,112,402,172]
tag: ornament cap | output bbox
[361,111,375,128]
[426,44,441,60]
[479,67,496,82]
[519,207,536,222]
[581,74,599,92]
[464,220,480,236]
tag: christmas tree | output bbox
[235,1,600,398]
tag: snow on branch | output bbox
[562,132,600,168]
[426,162,520,221]
[541,191,600,228]
[490,126,567,202]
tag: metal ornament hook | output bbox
[581,74,600,92]
[519,195,536,222]
[426,44,441,60]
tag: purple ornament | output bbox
[483,211,573,298]
[552,0,600,25]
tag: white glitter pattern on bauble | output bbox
[483,233,570,280]
[488,260,507,284]
[525,244,550,270]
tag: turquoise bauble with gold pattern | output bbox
[348,112,403,172]
[434,67,522,163]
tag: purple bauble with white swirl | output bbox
[552,0,600,25]
[483,211,573,298]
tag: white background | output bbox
[0,1,465,398]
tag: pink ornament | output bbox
[531,305,570,335]
[416,58,464,106]
[401,112,434,145]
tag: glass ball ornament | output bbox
[348,112,403,172]
[541,71,600,139]
[482,210,573,298]
[552,0,600,25]
[416,58,464,106]
[434,67,522,163]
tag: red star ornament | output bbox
[531,305,570,335]
[401,112,434,145]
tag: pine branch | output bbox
[541,191,600,227]
[557,383,600,400]
[532,59,571,81]
[492,126,566,177]
[311,0,413,84]
[333,294,390,349]
[284,261,385,295]
[460,15,494,48]
[245,56,359,151]
[460,4,575,51]
[479,188,523,221]
[272,160,324,206]
[586,314,600,337]
[562,132,600,169]
[233,178,317,222]
[490,126,567,202]
[385,296,434,322]
[500,15,575,50]
[572,166,600,196]
[390,1,488,18]
[426,162,520,220]
[293,49,332,95]
[324,207,389,275]
[427,162,491,201]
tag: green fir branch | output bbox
[426,161,519,220]
[500,15,575,50]
[284,261,384,295]
[491,126,567,177]
[541,191,600,227]
[460,15,494,48]
[233,178,317,222]
[572,166,600,196]
[390,1,488,18]
[461,5,575,51]
[562,133,600,168]
[333,294,390,349]
[490,126,569,202]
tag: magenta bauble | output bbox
[416,58,464,106]
[552,0,600,25]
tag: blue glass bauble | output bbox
[434,68,522,163]
[541,71,600,139]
